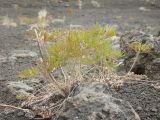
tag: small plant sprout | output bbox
[19,67,39,79]
[130,41,151,53]
[19,24,122,96]
[127,41,152,74]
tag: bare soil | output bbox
[0,0,160,120]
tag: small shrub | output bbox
[19,23,122,96]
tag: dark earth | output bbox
[0,0,160,120]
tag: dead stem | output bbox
[34,28,66,96]
[127,51,140,74]
[61,67,67,84]
[54,84,79,119]
[0,103,29,112]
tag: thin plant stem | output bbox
[0,104,29,112]
[61,67,67,85]
[127,51,140,74]
[34,29,66,96]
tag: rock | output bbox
[137,106,143,111]
[10,50,38,59]
[151,108,157,112]
[0,75,4,81]
[1,86,9,92]
[17,110,25,117]
[0,55,8,64]
[4,108,16,115]
[139,7,150,12]
[64,3,70,7]
[145,0,160,8]
[8,50,38,68]
[25,110,35,119]
[57,82,140,120]
[6,81,34,93]
[120,31,160,79]
[91,0,100,8]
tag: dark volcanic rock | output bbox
[145,0,160,8]
[57,82,140,120]
[120,31,160,80]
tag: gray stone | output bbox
[0,55,8,64]
[0,75,4,81]
[8,50,38,67]
[17,111,25,116]
[4,108,16,115]
[137,106,143,111]
[25,110,35,119]
[151,108,157,112]
[145,0,160,8]
[10,50,38,59]
[139,7,150,12]
[6,81,34,93]
[57,82,140,120]
[64,3,70,7]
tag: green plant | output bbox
[19,24,122,96]
[127,41,152,74]
[16,92,29,100]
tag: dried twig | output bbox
[127,51,140,74]
[34,28,66,96]
[55,84,79,119]
[61,67,67,84]
[0,103,29,112]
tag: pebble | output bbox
[151,108,157,112]
[17,111,25,116]
[0,56,8,64]
[137,106,142,111]
[64,3,70,7]
[25,110,35,119]
[139,7,150,12]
